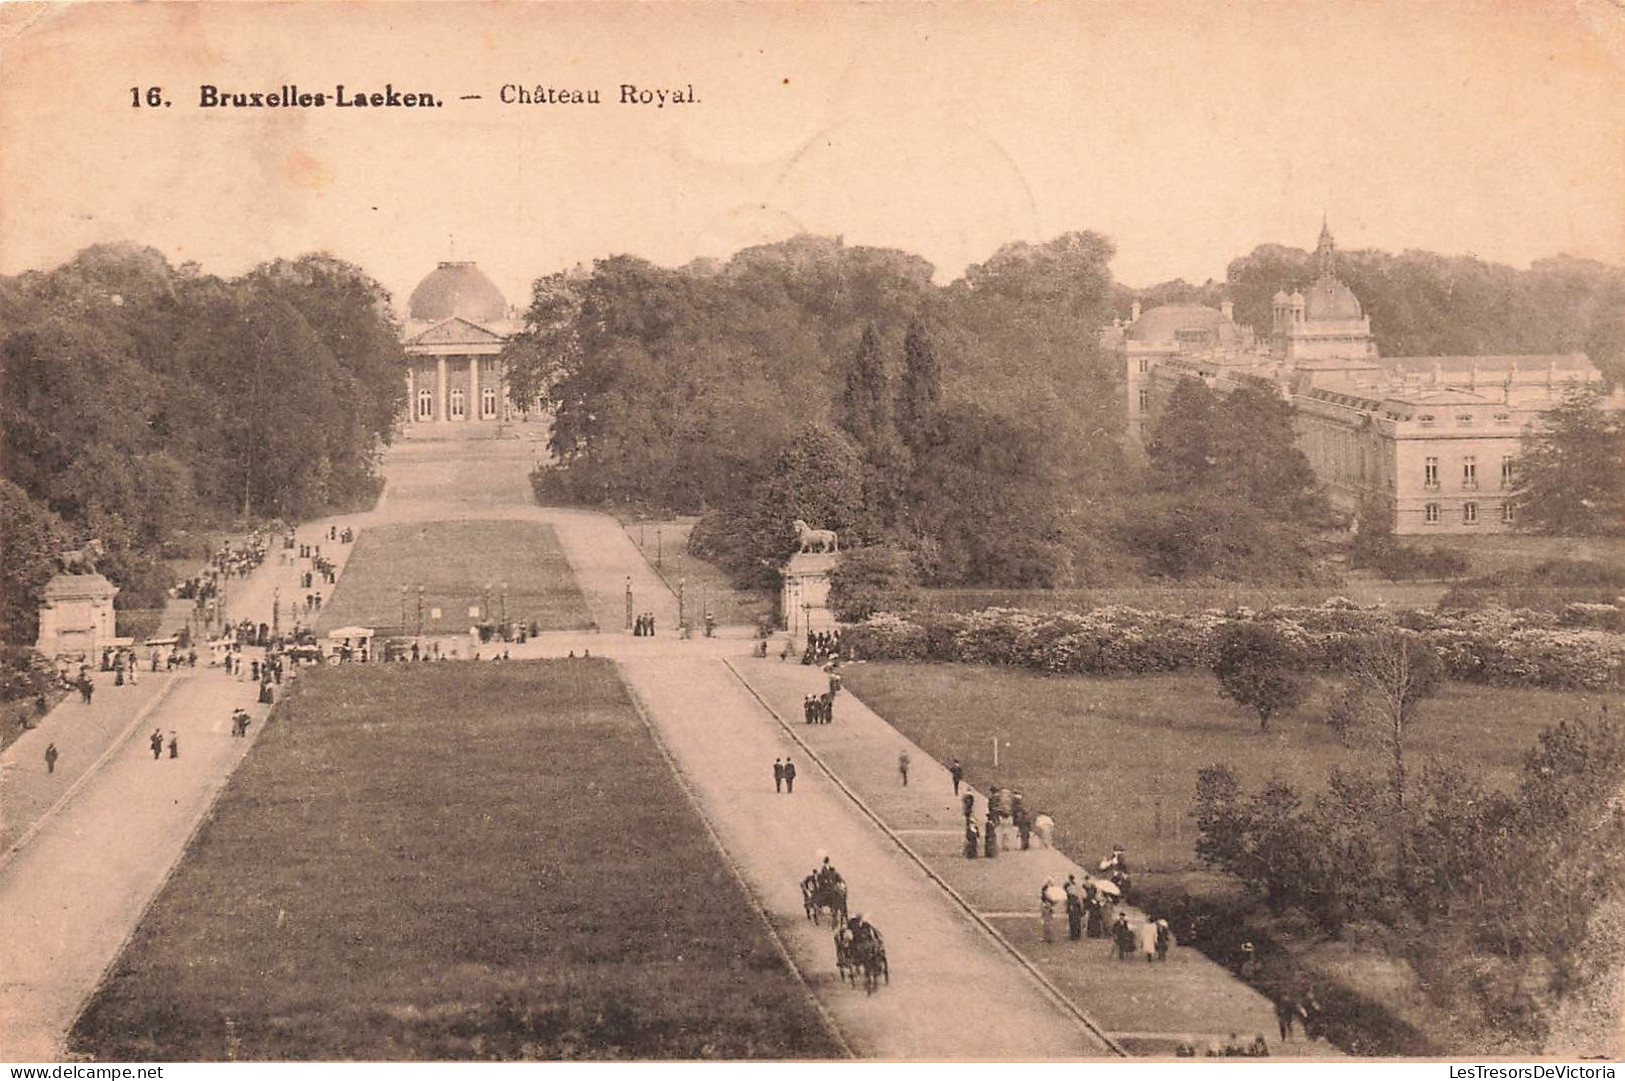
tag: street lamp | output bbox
[678,577,686,627]
[656,527,663,568]
[625,576,634,630]
[500,582,508,624]
[483,581,492,622]
[272,587,281,636]
[400,585,408,634]
[416,585,425,638]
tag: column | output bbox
[436,356,448,423]
[468,355,478,422]
[405,367,415,424]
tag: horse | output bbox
[851,926,889,994]
[802,877,848,926]
[833,927,858,986]
[792,519,839,554]
[56,539,105,575]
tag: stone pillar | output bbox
[436,355,448,423]
[468,355,478,422]
[405,367,416,423]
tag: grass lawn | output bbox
[621,516,774,628]
[316,521,594,636]
[69,661,841,1061]
[839,663,1617,873]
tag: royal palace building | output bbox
[1105,224,1617,534]
[399,261,539,429]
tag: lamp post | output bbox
[399,585,407,635]
[625,576,633,630]
[678,577,686,628]
[483,581,491,622]
[500,582,508,624]
[416,585,425,638]
[272,587,281,636]
[656,527,663,569]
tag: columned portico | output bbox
[435,356,448,424]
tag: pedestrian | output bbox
[1112,912,1134,960]
[1238,941,1258,981]
[984,811,998,858]
[950,758,964,795]
[783,758,796,793]
[1040,879,1057,943]
[150,728,164,759]
[803,695,814,724]
[1016,805,1032,850]
[1155,918,1172,962]
[167,732,179,759]
[44,742,58,774]
[964,818,980,859]
[1138,917,1159,962]
[774,757,785,793]
[897,750,910,786]
[961,791,975,821]
[1066,877,1084,941]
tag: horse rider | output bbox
[847,913,880,952]
[815,857,844,893]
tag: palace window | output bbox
[1138,357,1150,374]
[1501,502,1514,523]
[1137,389,1149,413]
[1463,502,1479,524]
[1462,457,1477,489]
[1424,457,1439,488]
[1425,503,1440,524]
[1494,412,1512,425]
[482,387,498,418]
[449,388,465,419]
[1418,414,1436,427]
[416,388,433,420]
[1501,455,1514,488]
[1457,413,1474,426]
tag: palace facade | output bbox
[399,262,541,428]
[1105,224,1616,534]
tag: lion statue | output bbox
[57,539,105,575]
[793,519,839,554]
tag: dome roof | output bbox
[1125,303,1224,343]
[1304,274,1363,321]
[407,262,508,324]
[1272,290,1290,304]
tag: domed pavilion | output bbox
[400,262,526,427]
[1268,220,1377,360]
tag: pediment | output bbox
[405,317,508,347]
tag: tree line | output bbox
[1,244,405,646]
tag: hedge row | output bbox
[844,601,1625,691]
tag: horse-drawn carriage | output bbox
[834,921,889,994]
[801,875,848,926]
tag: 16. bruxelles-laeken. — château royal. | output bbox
[198,84,441,108]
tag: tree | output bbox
[1145,376,1218,488]
[1210,622,1308,731]
[896,317,941,450]
[0,479,70,645]
[839,322,891,450]
[826,545,920,622]
[1510,386,1625,537]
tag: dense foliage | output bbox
[0,245,403,646]
[1510,387,1625,537]
[844,602,1625,691]
[1192,707,1625,1049]
[509,235,1125,589]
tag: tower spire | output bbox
[1315,215,1337,277]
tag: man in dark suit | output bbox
[773,758,785,793]
[783,758,797,793]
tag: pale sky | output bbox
[2,0,1623,312]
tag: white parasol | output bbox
[1091,878,1122,898]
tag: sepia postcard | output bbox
[1,0,1623,1071]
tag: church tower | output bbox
[1315,215,1337,278]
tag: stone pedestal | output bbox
[36,573,118,659]
[781,551,841,641]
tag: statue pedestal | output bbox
[36,573,118,659]
[781,551,841,641]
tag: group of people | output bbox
[772,757,799,793]
[802,692,836,724]
[229,707,253,737]
[148,727,179,760]
[631,612,659,637]
[801,629,843,665]
[1176,1034,1272,1058]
